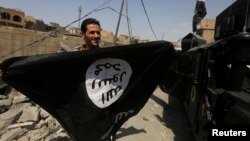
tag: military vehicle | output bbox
[159,0,250,140]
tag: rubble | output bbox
[0,88,72,141]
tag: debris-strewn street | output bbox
[117,87,195,141]
[0,86,195,141]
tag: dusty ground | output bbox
[116,86,195,141]
[0,84,195,141]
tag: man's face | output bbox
[81,24,101,49]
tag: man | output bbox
[76,18,102,51]
[0,18,102,78]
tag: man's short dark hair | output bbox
[81,18,100,33]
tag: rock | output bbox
[0,127,25,141]
[18,106,39,123]
[12,94,29,104]
[17,136,29,141]
[0,103,31,120]
[45,133,71,141]
[35,119,47,129]
[0,99,12,113]
[0,104,23,130]
[0,99,12,107]
[0,94,7,99]
[7,121,35,130]
[46,115,60,129]
[0,120,6,131]
[27,127,52,141]
[40,108,50,119]
[7,89,19,100]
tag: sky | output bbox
[1,0,234,42]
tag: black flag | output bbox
[0,41,175,141]
[193,0,207,32]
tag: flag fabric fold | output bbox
[0,41,175,141]
[193,0,207,32]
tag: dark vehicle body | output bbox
[159,0,250,140]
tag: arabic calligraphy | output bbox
[85,58,132,108]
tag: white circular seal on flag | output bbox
[85,58,132,108]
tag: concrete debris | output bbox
[7,122,35,130]
[0,95,7,100]
[17,136,29,141]
[12,94,29,104]
[0,88,71,141]
[18,106,39,123]
[1,127,25,141]
[40,108,50,119]
[0,99,11,107]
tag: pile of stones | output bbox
[0,88,72,141]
